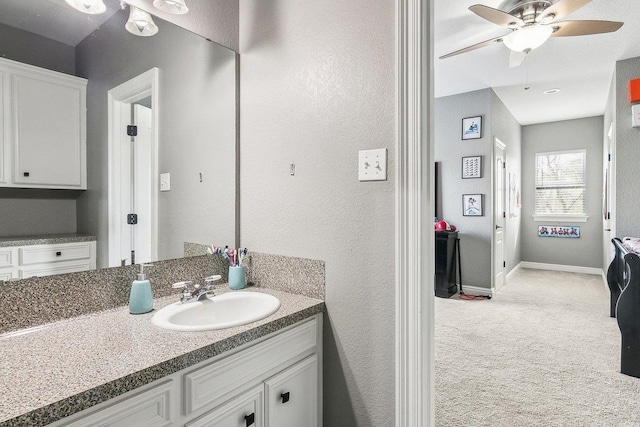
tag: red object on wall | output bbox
[629,79,640,102]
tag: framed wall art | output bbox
[462,194,483,216]
[462,116,482,140]
[462,156,482,179]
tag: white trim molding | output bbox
[395,0,433,426]
[532,214,589,223]
[507,262,523,280]
[520,261,603,276]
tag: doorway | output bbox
[107,69,159,267]
[493,138,506,291]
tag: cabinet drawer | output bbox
[20,260,92,278]
[0,248,16,268]
[20,242,91,265]
[184,318,318,416]
[186,385,264,427]
[0,269,16,282]
[63,380,174,427]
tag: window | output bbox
[535,150,586,215]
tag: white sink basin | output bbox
[152,291,281,332]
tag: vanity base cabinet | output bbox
[48,315,322,427]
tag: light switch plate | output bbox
[359,149,387,181]
[633,104,640,128]
[160,173,171,191]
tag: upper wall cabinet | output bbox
[0,57,87,189]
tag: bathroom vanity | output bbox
[0,288,324,427]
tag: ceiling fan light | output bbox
[153,0,189,15]
[125,6,159,37]
[503,25,553,52]
[64,0,106,14]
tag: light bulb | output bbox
[125,6,159,37]
[503,25,553,52]
[153,0,189,15]
[64,0,107,14]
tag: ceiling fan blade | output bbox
[469,4,524,28]
[509,50,527,68]
[439,34,508,59]
[538,0,591,22]
[551,20,624,37]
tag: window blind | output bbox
[535,150,586,214]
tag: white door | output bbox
[603,122,615,270]
[494,139,506,291]
[132,104,153,264]
[115,103,153,266]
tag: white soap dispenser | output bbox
[129,264,154,314]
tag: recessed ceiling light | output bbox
[543,88,560,95]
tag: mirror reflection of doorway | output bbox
[107,69,159,267]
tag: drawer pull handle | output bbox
[244,413,255,426]
[56,252,62,256]
[23,172,30,177]
[281,391,290,404]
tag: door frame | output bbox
[493,138,507,292]
[107,68,159,267]
[395,0,434,425]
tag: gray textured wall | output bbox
[76,9,236,267]
[615,57,640,238]
[521,117,604,268]
[435,89,494,290]
[490,91,523,277]
[0,24,78,237]
[239,1,395,425]
[0,22,75,74]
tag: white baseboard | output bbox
[507,262,522,280]
[460,284,492,297]
[519,261,604,276]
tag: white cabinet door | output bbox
[12,73,85,188]
[264,355,318,427]
[187,386,264,427]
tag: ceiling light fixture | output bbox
[125,6,159,37]
[503,25,553,52]
[64,0,107,14]
[543,88,560,95]
[153,0,189,15]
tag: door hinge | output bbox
[503,261,506,268]
[608,153,611,161]
[127,213,138,224]
[503,161,506,168]
[127,125,138,136]
[503,212,506,218]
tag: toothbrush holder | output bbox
[228,265,246,290]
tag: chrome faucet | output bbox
[172,275,222,303]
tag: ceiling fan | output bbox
[440,0,624,67]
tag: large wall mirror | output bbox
[0,0,237,273]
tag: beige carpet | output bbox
[435,268,640,427]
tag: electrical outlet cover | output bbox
[359,149,387,181]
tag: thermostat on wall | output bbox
[633,104,640,128]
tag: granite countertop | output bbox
[0,287,324,426]
[0,234,97,247]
